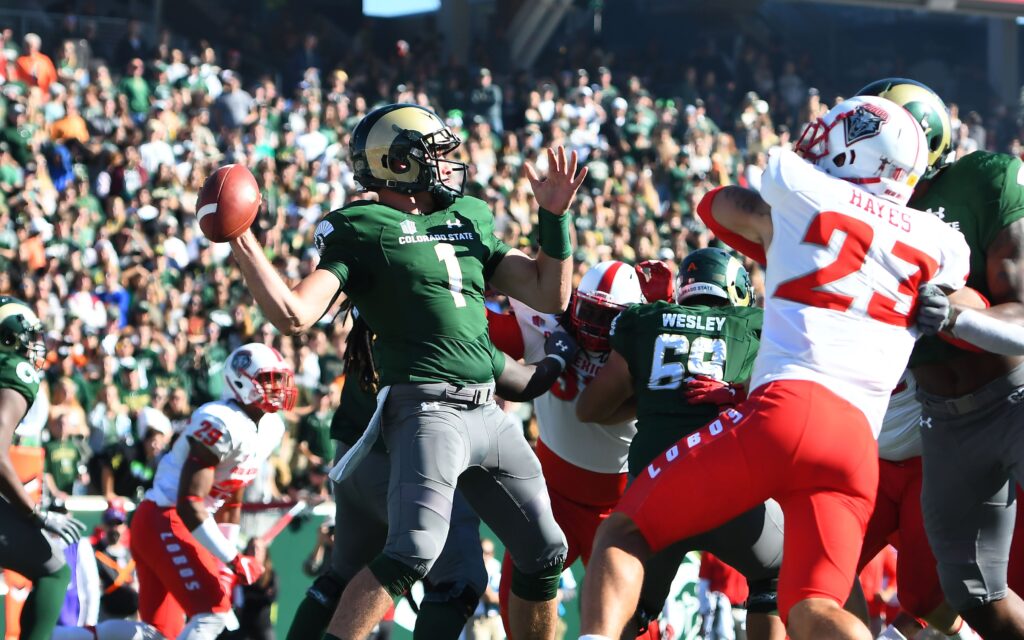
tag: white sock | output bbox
[876,625,909,640]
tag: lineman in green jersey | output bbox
[226,103,586,639]
[288,312,578,640]
[0,297,86,640]
[578,249,786,640]
[861,78,1024,637]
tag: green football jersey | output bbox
[316,196,510,386]
[0,352,40,407]
[909,151,1024,367]
[610,301,762,477]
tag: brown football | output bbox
[197,164,261,242]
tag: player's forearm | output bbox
[534,251,573,313]
[176,494,211,531]
[944,307,1024,355]
[496,356,565,402]
[228,231,324,334]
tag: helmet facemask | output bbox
[570,290,627,352]
[384,126,467,208]
[249,368,298,413]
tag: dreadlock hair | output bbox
[342,310,379,394]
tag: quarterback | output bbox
[577,95,970,640]
[287,310,579,640]
[226,103,586,639]
[129,343,295,640]
[576,248,785,640]
[0,297,86,640]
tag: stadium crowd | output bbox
[0,10,1016,637]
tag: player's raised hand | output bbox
[525,145,588,215]
[635,260,674,302]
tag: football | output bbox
[197,164,261,242]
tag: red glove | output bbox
[635,260,674,302]
[682,375,747,407]
[229,554,265,586]
[217,562,237,595]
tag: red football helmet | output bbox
[570,260,644,351]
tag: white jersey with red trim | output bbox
[146,400,285,513]
[508,297,636,474]
[877,369,922,461]
[753,149,970,435]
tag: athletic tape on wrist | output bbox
[191,517,239,564]
[218,522,241,548]
[538,207,571,260]
[950,308,1024,356]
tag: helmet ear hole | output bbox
[832,153,847,168]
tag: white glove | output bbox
[916,284,953,335]
[34,505,87,545]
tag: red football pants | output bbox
[129,500,232,640]
[618,379,879,621]
[857,457,944,620]
[498,439,627,637]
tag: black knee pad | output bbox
[420,580,482,620]
[370,553,428,598]
[511,560,563,602]
[306,572,347,610]
[746,578,779,614]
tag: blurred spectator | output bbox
[466,538,504,640]
[295,384,338,469]
[302,516,335,577]
[44,413,85,499]
[97,414,170,502]
[14,33,57,93]
[469,68,504,134]
[113,20,148,71]
[93,500,139,619]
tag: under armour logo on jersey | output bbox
[927,206,946,220]
[920,416,933,429]
[844,104,888,145]
[400,220,417,235]
[421,401,441,411]
[445,218,463,229]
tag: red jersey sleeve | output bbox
[487,308,525,360]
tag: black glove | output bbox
[34,505,87,545]
[916,284,953,336]
[544,331,579,370]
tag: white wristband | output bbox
[191,517,239,564]
[218,522,241,547]
[950,308,1024,356]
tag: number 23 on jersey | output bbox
[774,210,937,326]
